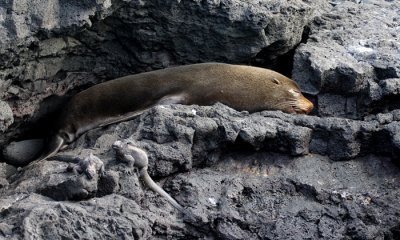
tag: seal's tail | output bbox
[35,135,64,161]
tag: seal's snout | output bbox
[298,97,314,114]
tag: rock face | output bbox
[293,0,400,119]
[1,0,400,239]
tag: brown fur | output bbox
[39,63,313,160]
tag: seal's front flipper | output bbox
[98,109,147,127]
[98,93,189,128]
[35,135,64,161]
[156,93,189,105]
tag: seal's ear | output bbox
[272,77,281,85]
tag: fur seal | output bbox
[36,63,313,161]
[112,140,187,214]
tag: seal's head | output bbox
[268,76,313,114]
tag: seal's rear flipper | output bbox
[35,135,64,161]
[2,139,44,166]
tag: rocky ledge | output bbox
[1,104,400,239]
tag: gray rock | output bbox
[0,193,161,239]
[392,110,400,121]
[383,122,400,158]
[376,113,393,125]
[380,78,400,96]
[293,43,372,95]
[0,162,17,179]
[0,0,399,239]
[171,153,400,239]
[318,94,347,117]
[0,104,399,239]
[0,162,17,188]
[0,100,13,133]
[293,0,400,118]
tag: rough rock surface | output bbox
[1,104,400,239]
[1,0,400,239]
[0,100,13,134]
[293,0,400,119]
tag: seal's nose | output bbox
[298,97,314,114]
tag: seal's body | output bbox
[38,63,313,161]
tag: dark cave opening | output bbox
[249,25,311,78]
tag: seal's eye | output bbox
[272,78,281,85]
